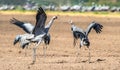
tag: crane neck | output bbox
[45,17,56,33]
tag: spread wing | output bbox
[10,18,34,33]
[32,7,47,36]
[85,21,103,36]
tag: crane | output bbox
[69,20,103,63]
[10,18,51,56]
[10,7,57,64]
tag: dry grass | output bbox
[0,13,120,70]
[1,10,120,17]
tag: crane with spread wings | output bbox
[69,20,103,63]
[10,7,57,64]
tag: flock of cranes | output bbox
[10,7,103,64]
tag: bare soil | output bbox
[0,13,120,70]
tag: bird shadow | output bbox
[96,58,106,62]
[78,58,106,63]
[43,60,68,64]
[29,58,106,65]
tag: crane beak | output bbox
[13,39,19,45]
[68,20,73,25]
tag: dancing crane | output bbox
[10,7,57,64]
[69,20,103,63]
[10,17,51,56]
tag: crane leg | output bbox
[88,47,91,63]
[43,44,48,63]
[73,38,77,47]
[43,45,47,57]
[32,48,36,64]
[74,39,80,58]
[75,42,80,62]
[25,45,28,56]
[31,40,42,65]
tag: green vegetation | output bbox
[0,0,26,5]
[0,0,120,6]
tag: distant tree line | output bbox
[0,0,27,5]
[32,0,120,6]
[0,0,120,6]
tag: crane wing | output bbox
[32,7,47,36]
[10,18,34,33]
[85,22,103,36]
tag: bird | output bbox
[10,18,51,56]
[10,18,34,50]
[10,7,57,64]
[69,20,103,63]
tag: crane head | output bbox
[68,20,74,25]
[53,16,57,20]
[13,35,21,45]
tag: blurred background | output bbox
[0,0,120,12]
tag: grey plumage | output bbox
[11,18,51,49]
[44,33,51,45]
[69,20,103,63]
[10,18,34,34]
[10,11,57,49]
[13,34,32,49]
[30,7,57,64]
[32,7,47,36]
[10,7,57,64]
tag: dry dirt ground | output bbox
[0,13,120,70]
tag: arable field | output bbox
[0,12,120,70]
